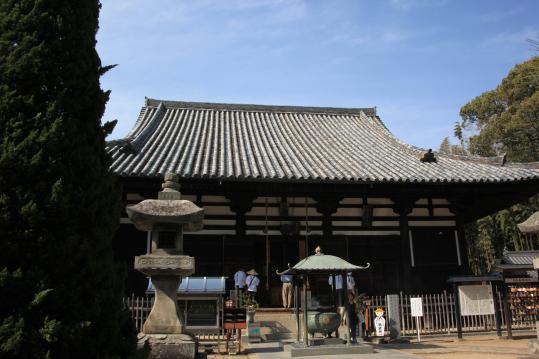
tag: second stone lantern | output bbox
[126,172,204,359]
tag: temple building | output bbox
[107,98,539,305]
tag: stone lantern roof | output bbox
[126,172,203,232]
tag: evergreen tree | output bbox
[456,56,539,162]
[0,1,138,357]
[438,137,451,154]
[454,55,539,274]
[438,137,467,156]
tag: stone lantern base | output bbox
[138,333,197,359]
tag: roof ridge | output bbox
[437,152,505,166]
[504,161,539,169]
[144,97,377,116]
[359,116,531,168]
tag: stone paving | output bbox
[204,331,536,359]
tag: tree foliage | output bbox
[0,1,138,357]
[455,56,539,162]
[528,33,539,52]
[438,136,466,155]
[453,55,539,274]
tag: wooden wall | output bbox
[118,193,465,297]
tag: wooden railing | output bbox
[125,294,153,332]
[367,292,493,335]
[125,291,536,336]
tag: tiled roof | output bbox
[107,99,539,184]
[502,250,539,265]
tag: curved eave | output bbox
[110,171,539,185]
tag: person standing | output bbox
[234,268,246,291]
[346,292,359,343]
[246,269,260,302]
[346,272,355,293]
[328,274,344,305]
[280,273,293,308]
[233,268,246,305]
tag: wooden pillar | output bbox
[222,235,226,274]
[492,281,502,337]
[236,212,247,238]
[343,271,350,346]
[295,280,300,342]
[227,195,256,238]
[392,197,416,293]
[314,195,343,239]
[282,236,287,268]
[303,275,309,346]
[453,283,463,339]
[450,198,471,274]
[331,274,337,311]
[455,217,470,274]
[501,281,513,339]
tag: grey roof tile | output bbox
[107,99,539,184]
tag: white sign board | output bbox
[458,285,495,316]
[374,316,385,337]
[410,297,423,317]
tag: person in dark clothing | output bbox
[346,292,359,343]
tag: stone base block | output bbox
[138,333,198,359]
[308,337,343,346]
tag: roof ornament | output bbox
[315,246,322,255]
[420,149,437,163]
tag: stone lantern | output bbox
[126,172,204,359]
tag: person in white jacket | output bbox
[329,274,344,306]
[234,268,246,290]
[346,272,356,293]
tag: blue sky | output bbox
[97,0,538,149]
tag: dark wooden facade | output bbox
[114,177,539,305]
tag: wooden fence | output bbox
[125,295,153,333]
[124,295,227,341]
[367,291,535,335]
[125,291,536,337]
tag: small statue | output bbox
[315,246,322,255]
[420,149,437,163]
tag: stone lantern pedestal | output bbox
[127,173,204,359]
